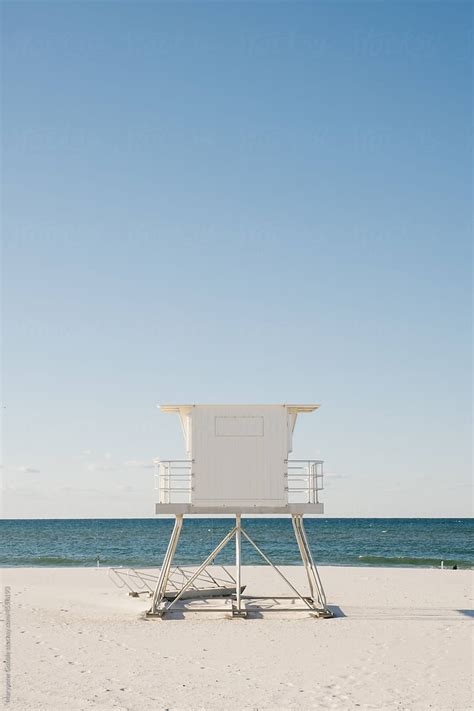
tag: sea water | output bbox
[0,518,472,569]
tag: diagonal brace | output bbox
[159,525,238,613]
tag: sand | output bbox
[0,565,472,710]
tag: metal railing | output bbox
[286,460,324,505]
[154,458,324,506]
[154,460,193,504]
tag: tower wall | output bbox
[190,405,289,507]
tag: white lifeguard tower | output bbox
[148,404,332,618]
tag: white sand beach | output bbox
[1,565,472,710]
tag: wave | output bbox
[0,556,97,567]
[356,555,473,569]
[1,554,473,569]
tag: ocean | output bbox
[0,518,472,569]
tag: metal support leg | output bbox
[149,514,183,614]
[233,514,246,617]
[292,514,316,600]
[292,514,332,616]
[298,515,330,610]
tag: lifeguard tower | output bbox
[148,404,332,618]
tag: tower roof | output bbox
[159,403,320,413]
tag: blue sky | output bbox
[1,1,472,518]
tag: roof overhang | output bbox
[159,404,194,414]
[158,404,320,413]
[286,404,320,413]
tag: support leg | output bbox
[292,514,332,616]
[297,515,329,610]
[233,514,246,617]
[149,514,183,614]
[292,514,316,600]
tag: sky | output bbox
[1,1,472,519]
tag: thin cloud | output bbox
[58,485,106,495]
[86,462,116,472]
[84,458,153,472]
[123,460,154,469]
[3,465,41,474]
